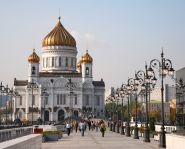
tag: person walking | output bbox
[66,122,71,136]
[95,121,99,132]
[79,120,85,136]
[75,121,79,133]
[100,121,106,137]
[88,120,91,131]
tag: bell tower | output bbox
[81,50,93,82]
[28,49,40,82]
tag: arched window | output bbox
[52,57,54,67]
[71,58,73,67]
[44,111,49,122]
[65,57,68,67]
[32,95,35,105]
[19,112,22,119]
[85,67,89,76]
[43,58,45,68]
[20,96,22,106]
[75,95,77,105]
[59,57,61,67]
[32,66,35,75]
[58,109,65,121]
[86,95,89,106]
[46,58,48,67]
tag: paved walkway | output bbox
[42,130,160,149]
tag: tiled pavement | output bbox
[42,130,160,149]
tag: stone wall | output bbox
[0,134,42,149]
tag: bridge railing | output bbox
[0,126,33,142]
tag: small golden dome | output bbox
[77,61,81,69]
[81,50,93,64]
[42,17,76,47]
[28,49,40,63]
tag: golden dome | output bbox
[77,61,81,69]
[81,50,93,64]
[42,17,76,47]
[28,49,40,63]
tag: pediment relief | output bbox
[42,81,51,88]
[54,78,68,88]
[83,81,94,89]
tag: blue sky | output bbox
[0,0,185,89]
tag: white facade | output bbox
[13,19,105,123]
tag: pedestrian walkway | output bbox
[42,130,160,149]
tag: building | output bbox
[165,84,176,102]
[176,67,185,128]
[13,17,105,123]
[150,101,170,123]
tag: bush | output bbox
[42,130,60,142]
[43,130,59,136]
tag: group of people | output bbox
[65,119,106,137]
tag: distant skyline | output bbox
[0,0,185,90]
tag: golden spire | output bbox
[28,49,40,63]
[81,50,93,64]
[42,18,76,47]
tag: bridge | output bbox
[42,129,160,149]
[0,124,183,149]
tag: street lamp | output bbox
[65,78,76,124]
[135,64,157,142]
[115,88,121,133]
[119,83,128,135]
[0,82,5,125]
[109,95,115,131]
[27,80,38,125]
[148,50,174,148]
[128,76,140,139]
[125,78,134,137]
[106,95,112,131]
[4,85,11,125]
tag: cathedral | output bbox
[13,17,105,123]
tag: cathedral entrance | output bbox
[44,111,49,122]
[73,110,78,118]
[58,109,65,121]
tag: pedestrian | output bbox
[95,121,99,132]
[88,120,91,131]
[79,120,85,136]
[66,122,71,136]
[75,121,79,133]
[100,121,106,137]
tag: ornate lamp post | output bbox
[135,69,157,140]
[106,95,113,131]
[115,88,121,133]
[128,76,140,139]
[135,64,157,142]
[147,50,174,148]
[4,85,11,125]
[27,80,38,125]
[125,78,134,137]
[6,87,14,124]
[0,82,5,125]
[119,83,128,135]
[65,78,76,124]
